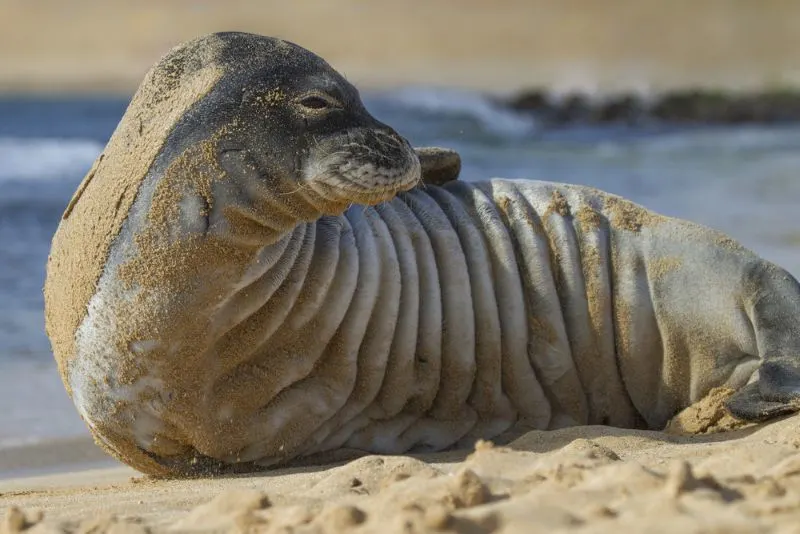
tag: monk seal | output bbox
[44,32,800,477]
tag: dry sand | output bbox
[4,412,800,533]
[3,0,800,94]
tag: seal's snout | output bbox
[303,125,421,208]
[346,127,420,187]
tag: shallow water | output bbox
[0,90,798,448]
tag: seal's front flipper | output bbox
[726,266,800,422]
[415,147,461,186]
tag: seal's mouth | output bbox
[302,128,421,210]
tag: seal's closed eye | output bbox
[299,96,330,110]
[295,93,342,113]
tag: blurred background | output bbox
[1,0,800,474]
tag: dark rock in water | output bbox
[553,94,594,124]
[650,90,733,122]
[650,90,800,123]
[649,90,774,123]
[597,94,648,124]
[505,88,800,125]
[743,91,800,122]
[507,90,550,113]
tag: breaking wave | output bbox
[0,137,102,182]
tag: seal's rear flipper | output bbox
[726,266,800,422]
[725,381,800,421]
[415,147,461,186]
[726,360,800,421]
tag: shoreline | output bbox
[0,435,117,481]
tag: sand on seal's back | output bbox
[43,36,224,393]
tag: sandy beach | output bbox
[5,402,800,532]
[4,2,800,532]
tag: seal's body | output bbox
[45,32,800,476]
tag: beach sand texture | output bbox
[2,0,800,94]
[4,408,800,533]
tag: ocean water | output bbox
[1,90,799,451]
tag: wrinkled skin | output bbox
[44,32,800,477]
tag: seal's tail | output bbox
[726,265,800,421]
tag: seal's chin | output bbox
[302,129,422,212]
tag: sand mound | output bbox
[4,413,800,533]
[664,386,753,436]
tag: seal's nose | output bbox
[352,127,415,170]
[361,114,410,144]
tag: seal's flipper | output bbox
[725,381,800,421]
[725,267,800,421]
[415,147,461,186]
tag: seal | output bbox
[44,32,800,477]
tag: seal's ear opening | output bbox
[415,147,461,186]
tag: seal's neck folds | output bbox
[211,146,334,248]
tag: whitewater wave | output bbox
[370,87,538,138]
[0,137,103,182]
[0,435,50,449]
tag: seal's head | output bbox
[160,32,421,217]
